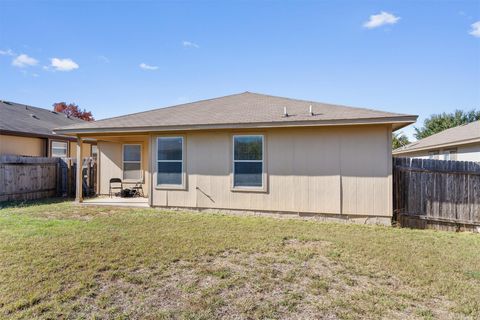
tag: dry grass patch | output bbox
[0,200,479,319]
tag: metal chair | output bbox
[109,178,122,197]
[132,182,144,197]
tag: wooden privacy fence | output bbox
[0,155,96,202]
[0,155,59,202]
[393,157,480,231]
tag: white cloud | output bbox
[50,58,79,71]
[469,21,480,37]
[0,49,15,56]
[12,54,38,67]
[363,11,400,29]
[182,41,199,48]
[139,63,158,70]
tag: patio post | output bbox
[75,136,83,203]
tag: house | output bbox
[55,92,417,223]
[0,100,95,158]
[393,120,480,161]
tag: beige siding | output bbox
[97,138,150,196]
[457,143,480,162]
[0,134,46,156]
[150,125,392,217]
[69,141,92,158]
[394,142,480,162]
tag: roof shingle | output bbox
[0,100,84,138]
[56,92,416,133]
[394,120,480,154]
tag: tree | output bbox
[392,132,410,150]
[53,102,94,121]
[414,109,480,140]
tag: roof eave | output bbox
[55,116,418,136]
[393,137,480,155]
[0,129,78,141]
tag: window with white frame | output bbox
[157,137,183,186]
[123,144,142,181]
[428,150,439,160]
[444,149,457,161]
[51,141,68,157]
[233,135,264,188]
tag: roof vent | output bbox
[29,113,39,120]
[283,107,289,117]
[309,105,314,116]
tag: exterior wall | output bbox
[0,134,94,158]
[394,142,480,162]
[149,125,392,217]
[97,138,150,196]
[0,134,46,156]
[69,141,92,158]
[457,143,480,162]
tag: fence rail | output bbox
[0,155,96,202]
[393,157,480,231]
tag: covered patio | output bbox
[73,133,152,206]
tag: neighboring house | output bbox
[0,100,96,158]
[55,92,416,223]
[393,120,480,162]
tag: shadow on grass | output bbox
[0,197,73,210]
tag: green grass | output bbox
[0,200,479,319]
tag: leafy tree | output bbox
[53,102,94,121]
[392,132,410,149]
[414,109,480,140]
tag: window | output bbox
[428,151,439,160]
[123,144,142,181]
[233,135,264,188]
[444,149,457,161]
[51,141,68,157]
[157,137,183,186]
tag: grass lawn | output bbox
[0,201,479,319]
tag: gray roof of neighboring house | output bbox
[0,100,85,139]
[56,92,416,135]
[393,120,480,154]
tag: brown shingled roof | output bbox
[393,120,480,154]
[0,100,85,138]
[55,92,416,134]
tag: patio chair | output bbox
[109,178,123,197]
[132,182,144,197]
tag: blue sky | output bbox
[1,1,479,140]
